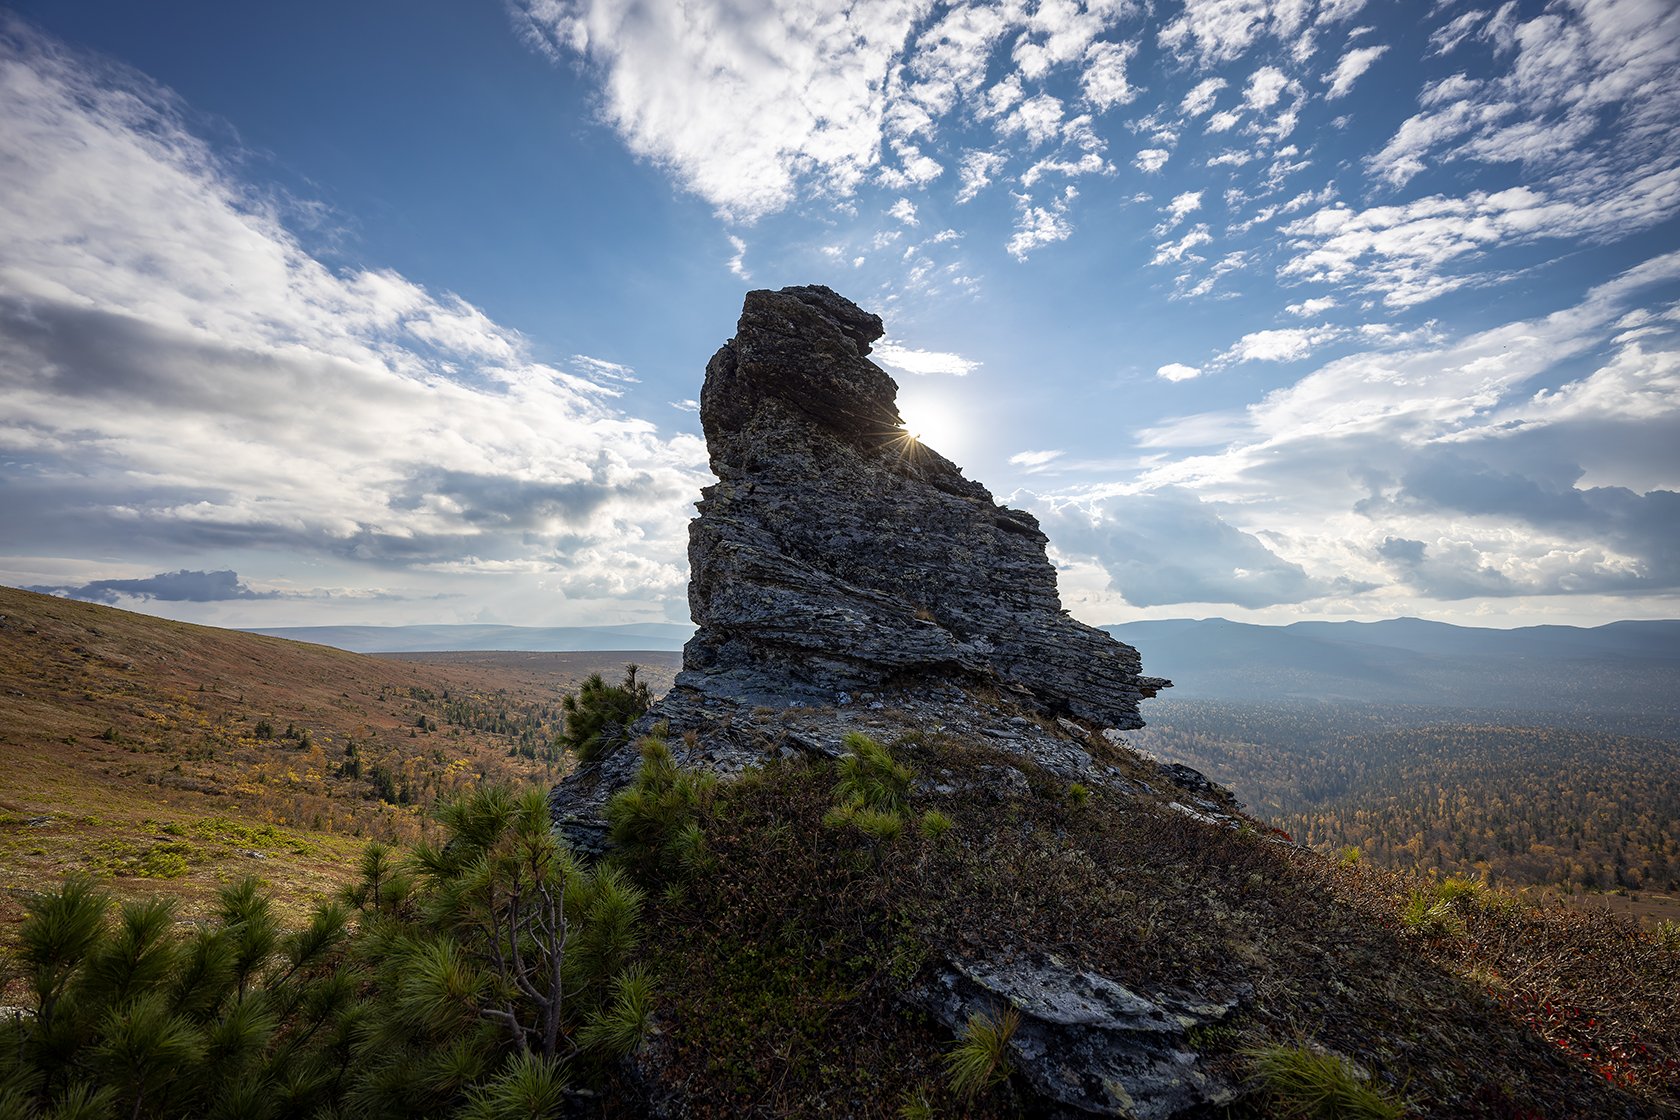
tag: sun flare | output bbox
[895,397,960,457]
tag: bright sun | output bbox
[896,395,960,456]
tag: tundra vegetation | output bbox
[3,589,1677,1116]
[3,723,1678,1117]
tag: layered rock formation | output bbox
[550,287,1246,1117]
[552,285,1175,840]
[680,283,1166,725]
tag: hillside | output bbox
[1105,617,1680,735]
[3,288,1675,1118]
[0,584,675,932]
[247,622,692,653]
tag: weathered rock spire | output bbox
[679,283,1167,727]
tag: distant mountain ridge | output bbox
[246,622,694,654]
[1101,616,1680,731]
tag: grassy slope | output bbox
[636,731,1679,1118]
[0,585,673,933]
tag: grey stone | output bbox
[924,952,1241,1118]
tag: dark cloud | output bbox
[1366,447,1680,595]
[392,465,648,530]
[31,569,278,604]
[1036,487,1374,609]
[1372,536,1518,600]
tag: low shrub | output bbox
[834,732,912,815]
[945,1005,1019,1100]
[606,734,716,883]
[1247,1043,1407,1120]
[560,665,652,764]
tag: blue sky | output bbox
[2,0,1677,631]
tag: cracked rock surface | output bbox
[553,285,1175,841]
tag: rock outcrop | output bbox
[551,285,1177,846]
[680,283,1168,727]
[550,287,1246,1116]
[924,954,1242,1118]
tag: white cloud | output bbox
[955,149,1007,203]
[1150,224,1212,266]
[1325,44,1388,98]
[0,27,705,609]
[1134,147,1171,172]
[1007,187,1078,260]
[1286,296,1337,316]
[1159,0,1274,65]
[569,355,639,383]
[1081,39,1139,110]
[872,339,981,376]
[514,0,927,221]
[1057,254,1680,611]
[1021,151,1113,187]
[1217,325,1341,363]
[1181,77,1226,116]
[1157,363,1203,382]
[879,140,945,188]
[888,197,919,226]
[1243,65,1290,111]
[1010,449,1065,468]
[726,235,749,279]
[1034,486,1353,608]
[1419,72,1479,108]
[1366,0,1680,244]
[998,92,1067,147]
[1281,177,1680,308]
[1167,190,1204,222]
[1206,108,1243,132]
[1429,9,1486,54]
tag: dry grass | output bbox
[640,728,1677,1119]
[0,585,675,939]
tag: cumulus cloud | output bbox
[1164,190,1203,224]
[1034,487,1365,608]
[1279,182,1680,308]
[0,26,705,612]
[1133,147,1171,173]
[1080,38,1139,110]
[1181,76,1226,116]
[1103,252,1680,605]
[1217,325,1340,364]
[1150,224,1213,266]
[726,235,750,279]
[872,340,981,376]
[1356,0,1680,278]
[1286,296,1337,316]
[1010,449,1064,469]
[1157,363,1203,382]
[1007,186,1078,260]
[513,0,922,220]
[955,149,1008,203]
[1243,66,1290,111]
[1324,43,1387,98]
[1159,0,1276,65]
